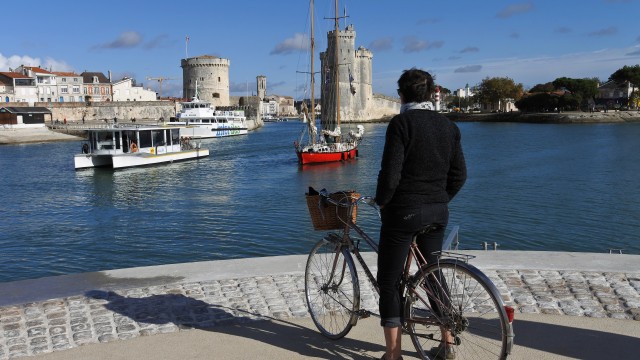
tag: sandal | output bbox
[379,355,404,360]
[429,344,455,360]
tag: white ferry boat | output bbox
[74,125,209,170]
[170,96,248,139]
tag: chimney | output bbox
[108,71,112,82]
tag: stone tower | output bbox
[181,55,230,106]
[257,75,266,100]
[320,24,373,123]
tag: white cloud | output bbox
[271,33,309,55]
[93,31,143,50]
[0,53,74,72]
[0,53,40,71]
[387,45,640,92]
[43,57,74,72]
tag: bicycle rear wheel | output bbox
[305,237,360,339]
[405,259,511,360]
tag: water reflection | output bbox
[1,121,639,283]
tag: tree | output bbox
[475,77,524,110]
[609,65,640,108]
[551,77,598,108]
[529,82,554,93]
[609,65,640,87]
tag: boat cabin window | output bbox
[171,129,180,145]
[139,131,152,148]
[152,130,165,146]
[122,130,137,152]
[94,131,115,150]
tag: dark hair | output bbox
[397,68,435,103]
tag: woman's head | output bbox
[397,68,435,103]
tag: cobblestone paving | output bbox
[1,270,639,359]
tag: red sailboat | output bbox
[295,0,364,165]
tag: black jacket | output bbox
[376,109,467,207]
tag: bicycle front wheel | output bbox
[405,259,511,360]
[304,236,360,339]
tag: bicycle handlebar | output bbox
[318,189,380,213]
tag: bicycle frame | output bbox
[307,191,514,358]
[325,195,452,327]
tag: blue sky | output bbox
[2,0,639,98]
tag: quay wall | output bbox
[445,110,640,123]
[2,101,263,130]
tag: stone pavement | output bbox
[0,251,638,359]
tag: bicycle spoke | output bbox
[305,239,360,339]
[405,260,509,359]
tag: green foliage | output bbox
[551,77,598,101]
[609,65,640,87]
[515,92,583,112]
[475,77,524,105]
[529,82,554,93]
[515,93,556,112]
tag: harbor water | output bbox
[1,120,639,283]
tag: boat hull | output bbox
[296,147,358,165]
[179,126,248,139]
[74,149,209,170]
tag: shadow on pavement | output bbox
[86,290,381,359]
[513,318,640,359]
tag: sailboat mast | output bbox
[333,0,341,136]
[310,0,315,126]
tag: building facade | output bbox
[257,75,266,100]
[112,78,157,101]
[0,72,37,104]
[596,80,636,108]
[52,72,83,102]
[320,24,397,122]
[15,66,58,103]
[181,55,230,106]
[81,72,112,102]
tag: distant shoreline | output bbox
[444,110,640,124]
[3,110,640,145]
[0,127,81,145]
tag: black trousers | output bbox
[376,202,449,327]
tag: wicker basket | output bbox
[306,190,359,230]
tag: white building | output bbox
[15,66,57,103]
[0,72,38,104]
[261,98,278,117]
[52,72,84,102]
[112,78,157,101]
[454,84,474,98]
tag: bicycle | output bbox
[304,188,515,359]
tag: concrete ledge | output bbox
[1,251,638,307]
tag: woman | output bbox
[376,68,467,360]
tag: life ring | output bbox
[130,143,138,153]
[82,143,89,154]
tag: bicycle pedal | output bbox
[357,310,371,319]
